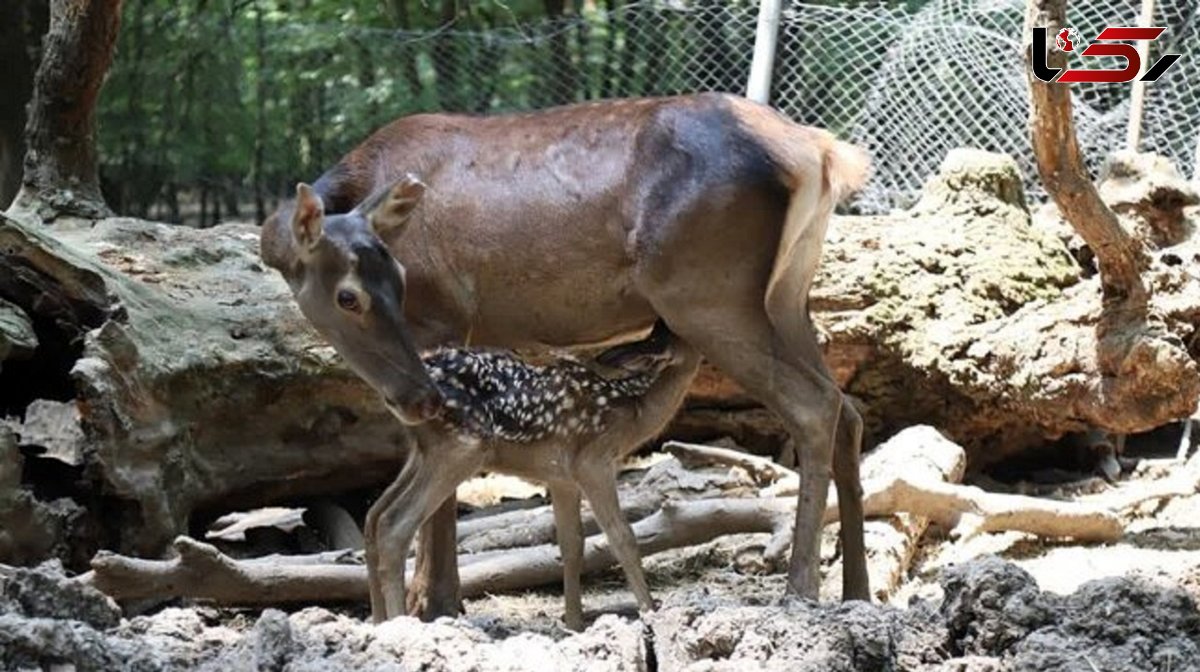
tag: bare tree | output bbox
[1024,0,1149,319]
[8,0,124,219]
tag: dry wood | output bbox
[457,491,662,554]
[664,440,796,486]
[90,537,368,604]
[1025,0,1148,312]
[89,431,1124,606]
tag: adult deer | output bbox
[364,321,698,627]
[261,93,871,612]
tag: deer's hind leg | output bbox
[634,189,866,601]
[572,458,654,613]
[548,481,585,630]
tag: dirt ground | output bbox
[3,429,1200,671]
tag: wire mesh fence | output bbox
[772,0,1200,212]
[99,0,1200,223]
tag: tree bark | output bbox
[0,0,49,210]
[1024,0,1150,361]
[9,0,123,219]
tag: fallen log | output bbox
[0,214,414,563]
[89,429,1123,606]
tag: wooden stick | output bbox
[90,476,1120,605]
[663,440,798,487]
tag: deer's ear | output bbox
[292,183,325,253]
[365,173,426,240]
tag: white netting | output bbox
[770,0,1200,212]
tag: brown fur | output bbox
[261,93,873,610]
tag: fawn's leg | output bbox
[365,451,424,622]
[573,462,654,613]
[548,481,585,630]
[375,444,485,620]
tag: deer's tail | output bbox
[756,117,870,353]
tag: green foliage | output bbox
[97,0,928,225]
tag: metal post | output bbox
[1125,0,1157,150]
[746,0,783,104]
[1193,133,1200,182]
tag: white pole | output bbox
[1193,133,1200,182]
[1125,0,1157,150]
[746,0,783,104]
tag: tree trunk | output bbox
[9,0,123,219]
[252,0,267,225]
[0,0,49,210]
[1024,0,1149,337]
[1021,0,1196,434]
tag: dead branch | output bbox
[862,477,1121,542]
[90,438,1121,606]
[663,440,796,486]
[90,537,367,604]
[1025,0,1147,312]
[457,491,661,554]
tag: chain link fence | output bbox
[101,0,1200,222]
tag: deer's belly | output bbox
[469,274,657,349]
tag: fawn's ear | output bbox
[292,183,325,254]
[362,173,426,240]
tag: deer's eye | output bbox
[336,289,361,313]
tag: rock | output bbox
[1011,575,1200,671]
[931,657,1005,672]
[940,556,1055,656]
[650,593,948,670]
[0,296,37,365]
[0,560,121,630]
[251,609,296,672]
[940,555,1200,669]
[18,399,85,466]
[1099,150,1198,249]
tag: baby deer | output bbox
[364,322,698,628]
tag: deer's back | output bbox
[307,94,801,349]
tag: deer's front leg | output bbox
[366,451,425,623]
[407,495,463,620]
[375,442,485,621]
[548,481,585,631]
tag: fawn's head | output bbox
[280,175,444,425]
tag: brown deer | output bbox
[364,321,698,627]
[261,93,871,613]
